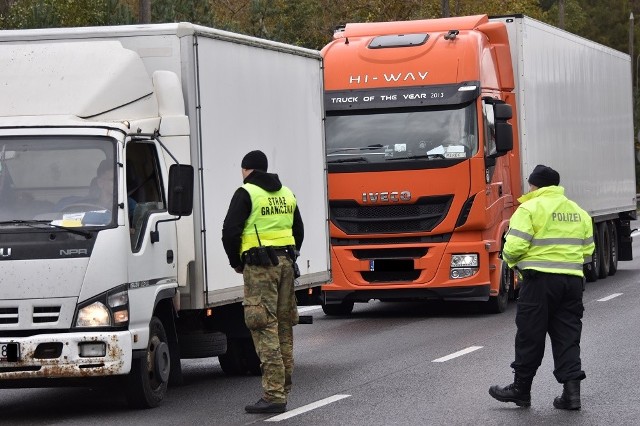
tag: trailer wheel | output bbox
[607,221,619,276]
[584,223,599,283]
[126,317,169,409]
[322,300,354,316]
[486,260,511,314]
[597,222,611,279]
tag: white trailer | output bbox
[0,23,329,407]
[495,15,636,280]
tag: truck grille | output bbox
[330,195,453,234]
[0,306,61,325]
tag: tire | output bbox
[597,222,611,279]
[322,300,354,316]
[179,331,226,359]
[584,223,599,283]
[218,338,247,376]
[608,221,619,276]
[126,317,170,409]
[242,338,262,376]
[486,260,511,314]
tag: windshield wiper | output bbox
[386,153,446,161]
[0,220,92,239]
[327,156,370,164]
[327,144,384,155]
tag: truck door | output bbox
[126,142,178,288]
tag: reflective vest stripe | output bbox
[530,237,589,246]
[517,260,583,271]
[507,229,533,241]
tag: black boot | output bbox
[245,398,287,414]
[489,375,532,407]
[553,380,581,410]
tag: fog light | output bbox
[450,267,478,279]
[78,342,106,357]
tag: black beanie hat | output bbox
[528,164,560,188]
[241,150,268,172]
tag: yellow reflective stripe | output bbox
[508,229,533,241]
[517,260,583,271]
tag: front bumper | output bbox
[0,330,132,384]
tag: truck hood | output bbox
[1,258,88,299]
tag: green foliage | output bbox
[0,0,135,29]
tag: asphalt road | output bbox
[2,231,639,425]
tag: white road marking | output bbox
[597,293,623,302]
[266,394,351,422]
[432,346,483,363]
[297,305,322,313]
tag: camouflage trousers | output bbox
[243,255,298,403]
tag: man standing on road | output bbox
[222,149,304,414]
[489,164,594,410]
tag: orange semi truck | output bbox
[320,14,636,315]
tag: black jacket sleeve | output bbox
[221,187,252,269]
[292,204,304,251]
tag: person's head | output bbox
[241,150,268,179]
[528,164,560,191]
[95,159,113,200]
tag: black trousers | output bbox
[510,270,586,383]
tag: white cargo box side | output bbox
[496,16,636,217]
[192,31,330,306]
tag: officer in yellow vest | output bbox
[489,165,594,410]
[222,150,304,414]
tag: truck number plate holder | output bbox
[1,342,20,362]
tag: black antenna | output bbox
[254,224,262,246]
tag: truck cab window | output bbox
[482,100,497,157]
[126,143,166,250]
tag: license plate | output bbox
[0,342,19,362]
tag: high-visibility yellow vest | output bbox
[503,186,594,277]
[240,183,296,254]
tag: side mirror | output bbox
[494,103,512,120]
[493,122,513,155]
[167,164,194,216]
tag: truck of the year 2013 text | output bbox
[320,14,635,315]
[0,23,329,407]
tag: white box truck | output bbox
[0,23,329,407]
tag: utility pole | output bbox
[139,0,151,24]
[631,13,635,90]
[558,0,565,29]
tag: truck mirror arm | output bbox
[150,217,181,243]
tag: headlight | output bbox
[76,302,111,327]
[74,285,129,328]
[450,253,479,279]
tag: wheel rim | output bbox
[147,335,169,389]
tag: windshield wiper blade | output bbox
[327,156,370,164]
[386,153,446,161]
[327,144,384,155]
[0,219,92,239]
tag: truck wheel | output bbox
[126,317,170,409]
[242,338,262,376]
[486,260,511,314]
[584,223,599,283]
[322,300,354,316]
[607,221,619,276]
[597,222,611,279]
[179,331,226,359]
[218,338,246,376]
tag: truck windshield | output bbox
[0,136,116,227]
[325,102,477,164]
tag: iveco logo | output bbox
[362,191,411,203]
[0,248,11,258]
[60,249,88,256]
